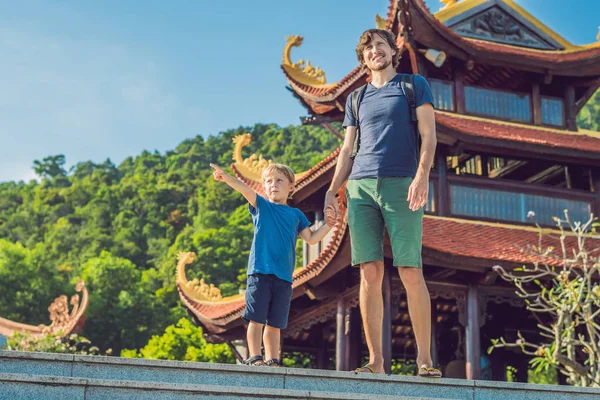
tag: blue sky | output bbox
[1,0,599,183]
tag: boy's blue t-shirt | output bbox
[247,195,311,283]
[342,73,434,180]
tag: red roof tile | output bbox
[436,111,600,154]
[423,216,599,266]
[180,210,600,329]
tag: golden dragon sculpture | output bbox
[282,35,335,88]
[176,251,244,303]
[232,133,308,183]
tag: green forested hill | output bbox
[0,123,340,354]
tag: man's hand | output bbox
[324,205,337,227]
[407,177,428,211]
[210,163,226,182]
[324,190,340,226]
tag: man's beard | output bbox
[369,58,392,72]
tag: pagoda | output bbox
[178,0,600,381]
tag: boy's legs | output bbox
[263,325,280,361]
[264,275,292,364]
[242,274,271,364]
[247,321,265,358]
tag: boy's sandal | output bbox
[266,358,281,367]
[418,366,442,378]
[243,355,266,366]
[354,364,376,373]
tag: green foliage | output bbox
[6,332,111,356]
[282,352,315,368]
[121,318,234,363]
[577,89,600,131]
[0,239,68,324]
[391,359,418,376]
[0,123,339,356]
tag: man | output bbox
[324,29,440,377]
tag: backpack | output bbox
[349,74,419,160]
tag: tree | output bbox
[121,317,234,363]
[490,213,600,387]
[0,239,68,324]
[77,251,170,354]
[578,90,600,131]
[33,155,68,180]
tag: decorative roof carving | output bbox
[281,35,336,89]
[440,0,460,9]
[232,134,272,182]
[231,134,308,184]
[0,280,88,338]
[444,3,562,50]
[175,251,238,304]
[376,14,387,29]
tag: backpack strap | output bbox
[400,74,421,160]
[350,84,368,160]
[400,74,418,123]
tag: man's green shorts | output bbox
[346,177,423,268]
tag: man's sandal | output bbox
[266,358,281,367]
[354,364,376,374]
[243,355,266,366]
[418,366,442,378]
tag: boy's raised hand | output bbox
[210,163,226,182]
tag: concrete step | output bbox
[1,350,600,399]
[0,373,449,400]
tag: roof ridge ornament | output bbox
[176,252,223,302]
[282,35,327,86]
[441,0,460,9]
[376,14,387,29]
[231,134,308,182]
[0,280,88,338]
[232,134,272,181]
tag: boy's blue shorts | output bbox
[242,273,293,329]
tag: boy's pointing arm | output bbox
[210,163,257,208]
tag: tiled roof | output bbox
[423,216,599,266]
[284,0,600,107]
[463,38,600,62]
[179,210,599,329]
[294,146,341,192]
[435,111,600,154]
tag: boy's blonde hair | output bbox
[262,164,296,198]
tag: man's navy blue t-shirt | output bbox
[247,195,311,283]
[342,73,434,180]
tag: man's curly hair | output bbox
[355,29,401,69]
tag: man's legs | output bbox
[397,267,433,369]
[358,260,386,373]
[263,325,280,361]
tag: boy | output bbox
[211,162,335,367]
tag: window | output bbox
[541,97,564,126]
[430,80,454,111]
[465,86,531,122]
